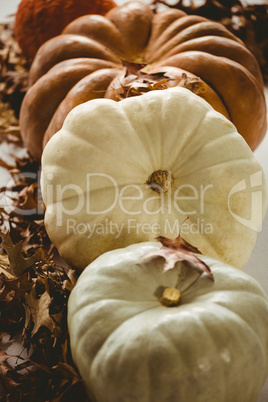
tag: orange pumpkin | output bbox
[14,0,116,60]
[19,1,267,160]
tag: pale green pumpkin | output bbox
[68,242,268,402]
[41,87,267,270]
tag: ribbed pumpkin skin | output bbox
[68,243,268,402]
[20,1,267,161]
[40,88,267,271]
[14,0,117,60]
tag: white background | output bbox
[0,0,19,22]
[0,0,268,400]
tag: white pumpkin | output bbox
[41,87,267,270]
[68,242,268,402]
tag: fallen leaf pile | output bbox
[110,62,206,101]
[0,23,29,117]
[0,24,89,401]
[110,61,169,100]
[0,155,91,400]
[0,22,27,148]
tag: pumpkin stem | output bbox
[146,170,174,193]
[159,287,181,307]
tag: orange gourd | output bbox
[19,1,267,160]
[14,0,116,60]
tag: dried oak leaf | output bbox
[0,271,31,302]
[142,233,214,280]
[0,271,31,339]
[24,283,54,337]
[0,253,14,278]
[17,183,37,210]
[0,231,45,277]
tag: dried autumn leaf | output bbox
[19,225,40,252]
[0,270,31,302]
[0,231,45,276]
[110,61,171,100]
[178,73,206,95]
[24,283,54,337]
[124,78,168,97]
[141,233,214,280]
[63,269,78,292]
[0,253,14,278]
[0,349,11,365]
[17,183,37,210]
[0,349,21,391]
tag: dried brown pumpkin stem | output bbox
[147,170,174,194]
[159,287,181,307]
